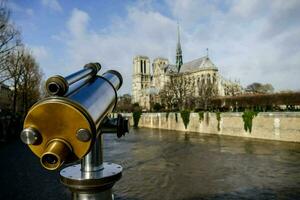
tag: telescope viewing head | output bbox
[20,63,126,170]
[45,62,101,96]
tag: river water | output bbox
[1,128,300,199]
[108,128,300,200]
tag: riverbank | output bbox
[121,112,300,143]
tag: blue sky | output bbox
[8,0,300,94]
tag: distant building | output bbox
[0,83,11,110]
[132,25,242,110]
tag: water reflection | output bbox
[104,128,300,200]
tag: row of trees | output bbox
[0,1,43,141]
[0,1,42,114]
[116,81,291,113]
[158,75,218,111]
[211,92,300,111]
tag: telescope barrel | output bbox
[67,70,122,129]
[21,66,123,170]
[46,63,101,96]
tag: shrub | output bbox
[216,112,221,131]
[180,110,190,129]
[132,111,142,128]
[242,110,258,133]
[153,103,163,112]
[198,111,204,123]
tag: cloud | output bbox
[25,8,34,16]
[30,45,49,62]
[67,8,89,38]
[41,0,62,12]
[166,0,300,91]
[59,7,177,94]
[53,0,300,94]
[7,1,34,16]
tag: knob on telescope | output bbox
[100,114,129,138]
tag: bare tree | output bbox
[246,82,274,94]
[197,79,218,110]
[0,1,21,83]
[4,48,43,113]
[115,94,133,112]
[6,48,24,112]
[159,81,175,110]
[159,74,194,110]
[18,51,43,113]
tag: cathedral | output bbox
[132,26,242,110]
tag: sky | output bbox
[7,0,300,94]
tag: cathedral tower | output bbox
[132,56,151,106]
[176,24,183,73]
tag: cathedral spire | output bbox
[176,23,183,73]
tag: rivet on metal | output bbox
[20,127,40,145]
[76,129,91,142]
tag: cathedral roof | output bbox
[164,64,178,74]
[180,56,218,72]
[134,55,149,60]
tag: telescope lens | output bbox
[40,139,71,170]
[48,82,60,94]
[42,154,58,164]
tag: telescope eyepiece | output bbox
[40,139,72,170]
[42,153,58,165]
[45,75,68,96]
[48,82,61,94]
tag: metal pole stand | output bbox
[60,135,122,200]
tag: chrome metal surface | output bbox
[102,70,122,90]
[76,129,92,142]
[65,75,93,97]
[60,162,122,181]
[65,68,93,85]
[68,72,122,130]
[20,127,40,145]
[72,190,113,200]
[81,136,103,172]
[61,162,121,200]
[46,63,101,96]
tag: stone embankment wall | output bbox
[121,112,300,143]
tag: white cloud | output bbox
[25,8,34,16]
[59,7,177,94]
[41,0,62,12]
[30,45,49,62]
[67,9,90,38]
[54,1,300,94]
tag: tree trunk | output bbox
[12,81,17,113]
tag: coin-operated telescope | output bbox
[20,63,128,200]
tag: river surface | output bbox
[1,128,300,199]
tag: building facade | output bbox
[0,83,11,110]
[132,26,242,110]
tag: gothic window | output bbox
[140,61,143,74]
[144,60,146,74]
[207,74,211,84]
[201,74,205,84]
